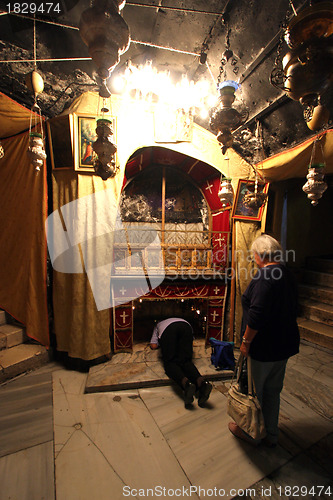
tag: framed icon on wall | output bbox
[232,179,269,221]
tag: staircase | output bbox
[0,310,49,384]
[298,257,333,350]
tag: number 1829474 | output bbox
[5,3,61,14]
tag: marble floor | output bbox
[0,341,332,500]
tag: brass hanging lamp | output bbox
[243,122,268,210]
[210,26,248,154]
[270,1,333,131]
[93,96,119,180]
[79,0,130,96]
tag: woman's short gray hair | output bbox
[251,234,283,262]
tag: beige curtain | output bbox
[52,171,123,360]
[0,131,49,345]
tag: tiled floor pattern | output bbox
[0,343,332,500]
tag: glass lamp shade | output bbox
[218,178,234,207]
[302,163,328,206]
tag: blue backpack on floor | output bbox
[209,338,235,371]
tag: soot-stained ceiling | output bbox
[0,0,331,163]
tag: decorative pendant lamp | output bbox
[243,122,268,210]
[243,170,268,210]
[218,156,234,207]
[79,0,130,91]
[302,138,328,206]
[93,97,119,180]
[270,1,333,131]
[28,104,46,173]
[210,27,248,154]
[26,16,46,173]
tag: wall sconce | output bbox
[270,2,333,131]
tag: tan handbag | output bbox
[227,354,266,440]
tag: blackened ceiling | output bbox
[0,0,331,163]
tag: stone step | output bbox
[0,324,27,350]
[299,300,333,326]
[0,310,6,326]
[0,344,50,384]
[297,317,333,351]
[306,257,333,274]
[298,283,333,306]
[302,270,333,289]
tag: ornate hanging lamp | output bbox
[302,137,328,206]
[93,97,119,180]
[243,121,268,210]
[270,1,333,131]
[210,26,248,154]
[79,0,130,95]
[243,170,268,210]
[218,156,234,208]
[26,16,46,173]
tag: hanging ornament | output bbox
[243,171,268,210]
[26,17,46,173]
[0,141,4,159]
[28,104,46,173]
[93,97,119,180]
[270,2,333,131]
[210,25,248,154]
[302,138,328,206]
[218,156,234,208]
[218,178,234,207]
[243,121,268,210]
[79,0,130,93]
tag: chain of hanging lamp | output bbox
[27,15,46,173]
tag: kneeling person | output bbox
[150,317,212,407]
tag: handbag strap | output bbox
[247,355,254,396]
[231,354,257,397]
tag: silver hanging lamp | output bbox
[218,156,234,207]
[302,137,328,206]
[26,16,46,174]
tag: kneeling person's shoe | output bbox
[183,381,196,405]
[198,381,212,407]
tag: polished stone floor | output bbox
[0,341,332,500]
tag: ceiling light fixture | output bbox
[209,26,248,154]
[270,1,333,131]
[79,0,131,97]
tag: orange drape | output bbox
[0,131,49,345]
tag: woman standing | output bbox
[228,234,300,447]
